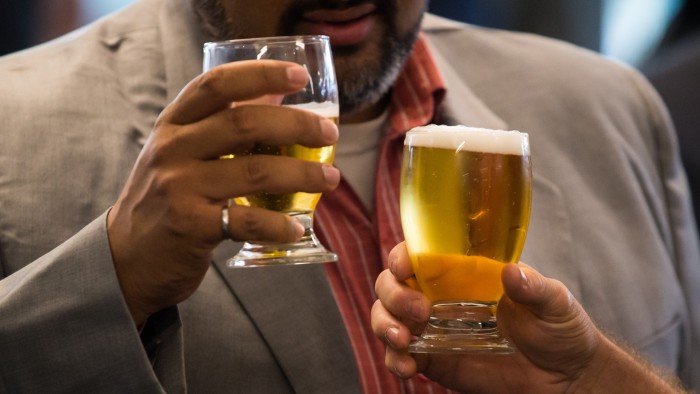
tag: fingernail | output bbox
[320,118,339,144]
[286,66,308,85]
[391,364,404,379]
[384,326,399,347]
[322,164,340,187]
[519,266,529,289]
[290,218,305,238]
[388,254,398,275]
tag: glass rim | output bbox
[204,35,330,49]
[406,125,528,137]
[405,125,530,156]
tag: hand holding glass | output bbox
[203,35,339,267]
[400,125,532,353]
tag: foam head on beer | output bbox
[404,125,529,156]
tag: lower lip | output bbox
[298,14,377,47]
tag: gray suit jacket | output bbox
[644,31,700,237]
[1,0,698,392]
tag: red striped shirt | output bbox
[316,34,452,393]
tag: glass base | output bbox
[228,213,337,268]
[409,302,515,354]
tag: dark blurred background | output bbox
[429,0,603,52]
[0,0,693,66]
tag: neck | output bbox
[340,93,391,124]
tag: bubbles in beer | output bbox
[400,125,532,304]
[234,101,339,214]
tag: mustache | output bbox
[192,0,392,41]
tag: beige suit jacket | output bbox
[1,0,698,392]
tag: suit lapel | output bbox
[160,0,205,104]
[212,244,360,392]
[427,36,509,130]
[427,33,581,298]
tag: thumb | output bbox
[501,263,576,322]
[500,263,602,378]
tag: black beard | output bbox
[332,27,419,115]
[189,0,424,116]
[189,0,237,41]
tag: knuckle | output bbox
[153,112,169,130]
[370,299,382,320]
[239,209,266,238]
[384,354,392,370]
[244,156,273,184]
[143,124,187,168]
[370,300,388,333]
[149,135,179,163]
[151,169,181,197]
[387,286,403,311]
[229,107,258,138]
[384,352,399,376]
[197,67,226,98]
[165,203,194,231]
[292,108,312,129]
[292,110,321,143]
[375,269,389,297]
[303,161,323,186]
[158,200,205,244]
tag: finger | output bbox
[195,156,340,201]
[237,94,284,106]
[374,269,431,334]
[502,263,576,322]
[370,300,414,350]
[163,60,308,125]
[387,242,414,281]
[174,105,339,160]
[385,346,419,380]
[224,205,305,243]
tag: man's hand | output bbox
[107,60,340,326]
[372,242,684,393]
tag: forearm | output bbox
[0,215,184,392]
[572,334,687,393]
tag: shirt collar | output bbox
[386,32,447,140]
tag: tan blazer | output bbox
[1,0,698,392]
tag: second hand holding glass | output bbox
[203,35,339,268]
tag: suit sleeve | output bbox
[0,213,186,393]
[633,70,700,390]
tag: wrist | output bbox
[570,334,684,393]
[106,206,155,328]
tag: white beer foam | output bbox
[405,125,529,156]
[286,101,339,118]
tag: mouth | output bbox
[297,3,378,47]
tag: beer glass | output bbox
[400,125,531,353]
[203,36,339,267]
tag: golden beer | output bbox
[207,35,339,267]
[232,102,338,214]
[400,126,530,354]
[401,126,531,305]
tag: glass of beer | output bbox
[203,35,339,267]
[400,125,531,353]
